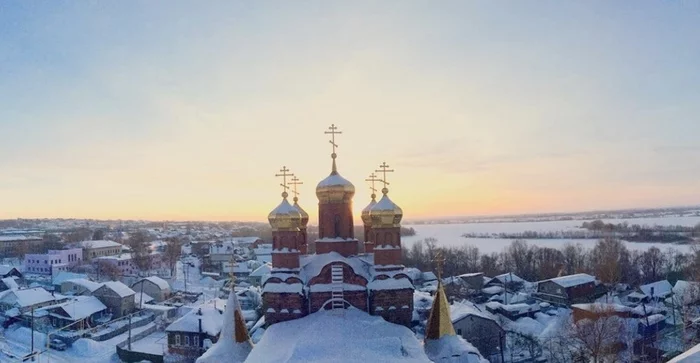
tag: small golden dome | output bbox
[361,194,377,225]
[268,192,302,231]
[293,196,309,227]
[369,188,403,228]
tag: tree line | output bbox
[402,237,700,286]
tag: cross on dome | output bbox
[289,176,303,202]
[365,173,381,199]
[375,162,395,194]
[275,166,293,198]
[324,124,342,156]
[432,250,446,280]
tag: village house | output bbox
[77,240,123,261]
[633,280,674,303]
[535,273,597,305]
[131,276,171,302]
[457,272,485,291]
[248,263,271,286]
[0,277,19,292]
[485,301,541,320]
[486,272,526,291]
[572,303,632,322]
[52,271,88,290]
[93,251,166,278]
[92,281,135,318]
[451,301,505,361]
[670,280,700,306]
[60,278,102,296]
[165,305,223,360]
[47,295,107,330]
[0,287,66,315]
[0,265,23,279]
[24,248,83,275]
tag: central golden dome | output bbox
[316,169,355,203]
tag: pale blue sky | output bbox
[1,1,699,220]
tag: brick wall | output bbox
[369,289,414,327]
[318,202,354,239]
[315,240,358,257]
[308,290,368,313]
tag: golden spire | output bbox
[275,166,293,199]
[365,173,381,201]
[424,250,456,341]
[375,161,395,195]
[324,124,342,174]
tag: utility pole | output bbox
[128,313,132,351]
[30,306,35,361]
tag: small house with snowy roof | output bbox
[60,278,101,296]
[635,280,673,303]
[92,281,135,318]
[131,276,171,302]
[450,301,505,361]
[535,273,596,305]
[486,272,526,291]
[0,277,19,292]
[166,305,223,357]
[46,296,107,330]
[0,265,22,279]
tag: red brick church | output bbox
[262,125,414,327]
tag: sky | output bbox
[1,1,699,222]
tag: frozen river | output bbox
[402,215,700,254]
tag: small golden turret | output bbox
[369,162,403,228]
[268,166,302,231]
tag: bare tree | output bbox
[569,305,634,362]
[164,238,183,277]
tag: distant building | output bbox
[0,235,43,257]
[637,280,673,302]
[0,265,22,279]
[92,281,135,318]
[457,272,484,291]
[93,252,165,277]
[572,303,632,323]
[77,240,123,261]
[24,248,83,276]
[535,273,597,305]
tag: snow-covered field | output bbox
[403,215,700,253]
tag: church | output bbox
[262,124,414,327]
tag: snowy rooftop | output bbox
[300,252,371,282]
[48,296,106,320]
[544,273,596,288]
[451,301,497,323]
[100,281,135,297]
[134,292,154,305]
[0,287,56,307]
[640,280,673,298]
[77,240,122,249]
[52,272,88,286]
[493,273,525,284]
[424,335,487,363]
[572,303,631,313]
[1,277,19,290]
[65,278,102,292]
[246,308,430,363]
[250,263,272,278]
[367,277,414,291]
[262,282,304,295]
[640,314,666,326]
[668,341,700,362]
[166,305,223,335]
[0,265,20,276]
[136,276,170,290]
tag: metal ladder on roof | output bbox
[331,264,345,315]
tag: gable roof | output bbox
[639,280,673,298]
[166,305,223,335]
[544,273,596,288]
[0,265,20,276]
[77,240,122,249]
[135,276,170,290]
[1,288,56,307]
[49,296,106,320]
[98,281,135,297]
[1,277,19,290]
[299,252,371,282]
[64,278,102,292]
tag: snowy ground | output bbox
[129,331,167,356]
[403,216,700,253]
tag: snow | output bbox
[669,342,700,362]
[166,305,223,336]
[269,198,301,216]
[138,276,171,290]
[300,252,372,282]
[48,296,106,320]
[2,277,19,290]
[367,277,414,291]
[641,314,666,326]
[371,193,401,214]
[246,308,430,363]
[77,240,122,249]
[316,172,354,188]
[505,317,545,337]
[424,335,488,363]
[262,282,304,294]
[451,301,497,323]
[100,281,135,297]
[482,286,504,295]
[572,303,631,313]
[2,287,56,307]
[640,280,673,298]
[129,331,167,355]
[196,290,253,363]
[65,278,102,292]
[250,264,272,277]
[72,338,112,357]
[134,292,154,305]
[544,273,596,288]
[492,273,525,284]
[672,280,700,305]
[52,272,88,286]
[0,265,20,276]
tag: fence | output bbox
[116,324,163,363]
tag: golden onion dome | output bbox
[268,192,302,231]
[361,194,377,225]
[293,197,309,227]
[369,188,403,228]
[316,161,355,203]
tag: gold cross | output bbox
[324,124,342,155]
[289,176,303,199]
[433,250,446,280]
[365,173,381,194]
[375,162,395,188]
[275,166,293,194]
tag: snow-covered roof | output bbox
[134,292,154,305]
[49,296,106,320]
[52,272,88,286]
[300,252,371,282]
[135,276,170,290]
[1,288,56,307]
[249,263,272,278]
[572,303,631,313]
[544,273,596,288]
[424,335,488,363]
[668,341,700,362]
[640,314,666,326]
[482,286,504,295]
[500,303,539,314]
[421,271,437,282]
[493,273,525,284]
[195,291,253,363]
[64,278,102,292]
[246,308,431,363]
[458,272,483,278]
[77,240,122,249]
[166,305,223,336]
[367,277,414,291]
[0,265,20,276]
[1,277,19,290]
[262,282,304,295]
[99,281,135,297]
[451,301,497,324]
[639,280,673,298]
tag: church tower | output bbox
[268,166,302,271]
[290,176,309,254]
[369,162,403,269]
[361,173,381,253]
[315,124,359,257]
